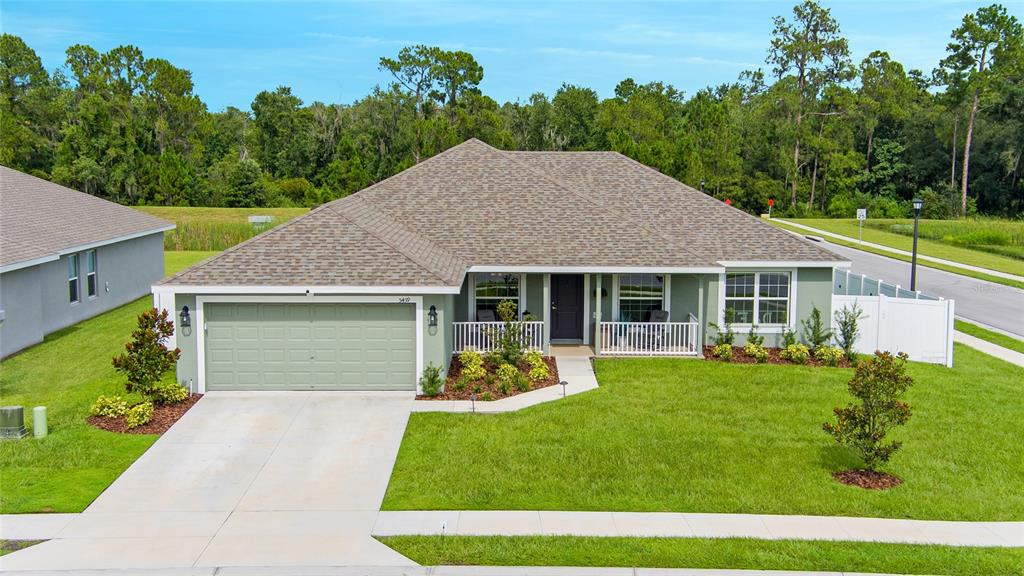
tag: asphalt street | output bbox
[817,240,1024,338]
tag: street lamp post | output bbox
[910,198,923,291]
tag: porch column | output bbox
[542,273,551,355]
[594,274,602,355]
[697,276,705,350]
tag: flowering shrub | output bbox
[815,345,846,367]
[496,363,519,387]
[90,395,129,418]
[743,342,769,363]
[458,349,487,380]
[781,343,811,364]
[525,350,549,381]
[125,402,153,429]
[713,343,733,361]
[152,382,188,405]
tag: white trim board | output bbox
[717,260,850,268]
[153,284,460,295]
[194,294,423,394]
[468,265,724,274]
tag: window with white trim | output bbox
[474,273,521,318]
[86,249,98,298]
[725,272,790,325]
[68,253,80,303]
[617,273,665,322]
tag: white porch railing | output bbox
[453,321,545,354]
[599,321,700,356]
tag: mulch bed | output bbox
[833,469,903,490]
[88,394,202,435]
[703,346,853,368]
[417,355,559,401]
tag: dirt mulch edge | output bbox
[88,393,202,435]
[833,469,903,490]
[417,356,559,401]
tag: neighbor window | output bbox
[86,249,98,298]
[724,272,790,325]
[617,273,664,322]
[68,253,80,303]
[474,273,521,317]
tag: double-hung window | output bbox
[617,273,665,322]
[68,254,80,303]
[86,249,98,298]
[474,273,521,318]
[724,272,790,325]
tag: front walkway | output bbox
[372,510,1024,548]
[0,392,416,571]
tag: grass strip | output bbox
[955,319,1024,355]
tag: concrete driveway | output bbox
[0,392,416,570]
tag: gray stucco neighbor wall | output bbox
[0,232,165,358]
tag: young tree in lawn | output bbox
[824,351,913,470]
[112,308,181,399]
[767,0,852,207]
[936,4,1023,216]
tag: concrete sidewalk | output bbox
[954,330,1024,368]
[773,218,1024,283]
[372,510,1024,548]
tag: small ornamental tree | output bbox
[112,308,181,399]
[487,299,527,365]
[824,351,913,470]
[833,303,865,360]
[800,305,832,351]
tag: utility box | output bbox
[248,215,273,229]
[0,406,28,439]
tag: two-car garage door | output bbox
[204,302,416,391]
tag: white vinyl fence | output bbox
[831,294,955,367]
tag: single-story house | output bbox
[154,139,849,393]
[0,166,174,358]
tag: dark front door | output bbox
[551,274,584,341]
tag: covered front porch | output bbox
[450,270,716,357]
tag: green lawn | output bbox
[135,206,309,251]
[383,346,1024,520]
[381,536,1024,576]
[773,218,1024,277]
[769,220,1024,290]
[956,319,1024,355]
[0,251,214,513]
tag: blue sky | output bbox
[3,1,1016,111]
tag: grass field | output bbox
[772,218,1024,277]
[135,206,308,251]
[383,348,1024,521]
[380,536,1024,576]
[769,219,1024,290]
[866,218,1024,260]
[956,319,1024,355]
[0,251,215,513]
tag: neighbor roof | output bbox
[161,139,844,288]
[0,166,174,272]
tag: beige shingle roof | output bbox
[162,139,843,288]
[0,166,173,270]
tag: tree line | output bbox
[1,1,1021,218]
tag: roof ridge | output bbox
[609,153,845,261]
[488,146,715,266]
[324,196,466,285]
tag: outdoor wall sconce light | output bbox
[179,305,192,336]
[428,305,438,327]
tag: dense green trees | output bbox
[1,2,1021,216]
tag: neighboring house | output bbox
[155,139,849,393]
[0,166,174,358]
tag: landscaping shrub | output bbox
[515,372,531,392]
[781,327,797,348]
[713,343,733,361]
[487,299,528,365]
[453,375,470,392]
[824,351,913,470]
[458,350,487,381]
[780,343,810,364]
[833,303,865,361]
[743,342,769,363]
[112,308,181,400]
[152,381,189,405]
[800,306,832,351]
[420,363,444,396]
[90,395,129,418]
[125,402,154,429]
[815,346,845,367]
[708,308,736,346]
[496,363,519,388]
[746,325,764,347]
[525,350,549,381]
